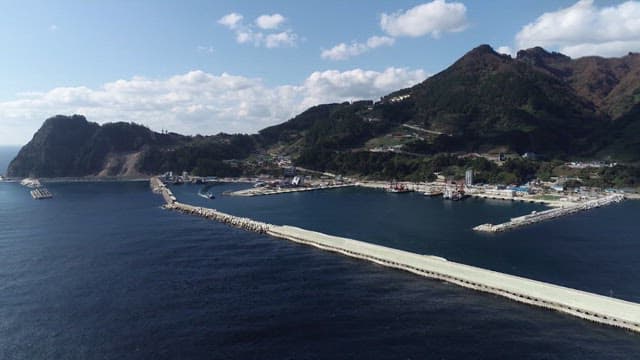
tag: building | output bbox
[465,169,473,186]
[291,176,303,186]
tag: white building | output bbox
[465,169,473,186]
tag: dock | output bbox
[150,177,640,333]
[473,194,625,232]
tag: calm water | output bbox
[1,181,639,359]
[0,146,20,175]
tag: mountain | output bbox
[380,45,604,155]
[7,115,259,178]
[8,45,640,179]
[7,115,186,178]
[516,46,640,118]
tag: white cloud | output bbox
[380,0,468,38]
[322,36,395,60]
[219,12,298,48]
[217,13,243,29]
[0,68,428,144]
[515,0,640,57]
[322,1,467,61]
[496,46,514,56]
[255,14,285,30]
[265,31,297,48]
[366,36,395,48]
[197,45,214,54]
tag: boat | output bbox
[423,186,443,197]
[173,177,184,185]
[199,191,215,199]
[443,185,467,201]
[198,185,215,199]
[386,181,412,193]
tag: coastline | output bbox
[151,176,640,333]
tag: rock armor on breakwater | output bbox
[165,202,272,234]
[149,177,640,333]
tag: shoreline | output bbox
[150,176,640,333]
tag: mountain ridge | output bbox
[8,45,640,178]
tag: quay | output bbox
[474,194,625,232]
[468,192,560,206]
[150,177,640,333]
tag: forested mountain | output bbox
[8,45,640,178]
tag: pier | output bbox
[150,177,640,333]
[473,194,625,232]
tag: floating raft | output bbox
[30,187,53,200]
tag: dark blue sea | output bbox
[0,146,20,176]
[1,181,639,359]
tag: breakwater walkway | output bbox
[150,177,640,333]
[225,183,354,197]
[474,195,625,232]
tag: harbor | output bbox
[151,176,640,333]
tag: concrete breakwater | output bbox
[226,183,354,197]
[268,225,640,333]
[150,177,640,333]
[474,194,625,232]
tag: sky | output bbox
[0,0,638,145]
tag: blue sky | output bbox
[0,0,637,145]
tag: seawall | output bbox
[150,177,640,333]
[474,195,625,232]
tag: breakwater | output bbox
[150,177,640,333]
[226,183,354,197]
[474,194,625,232]
[166,202,271,234]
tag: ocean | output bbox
[1,181,639,359]
[0,146,20,176]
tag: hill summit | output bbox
[8,45,640,178]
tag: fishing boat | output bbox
[443,184,467,201]
[386,181,412,193]
[198,185,215,199]
[423,188,443,197]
